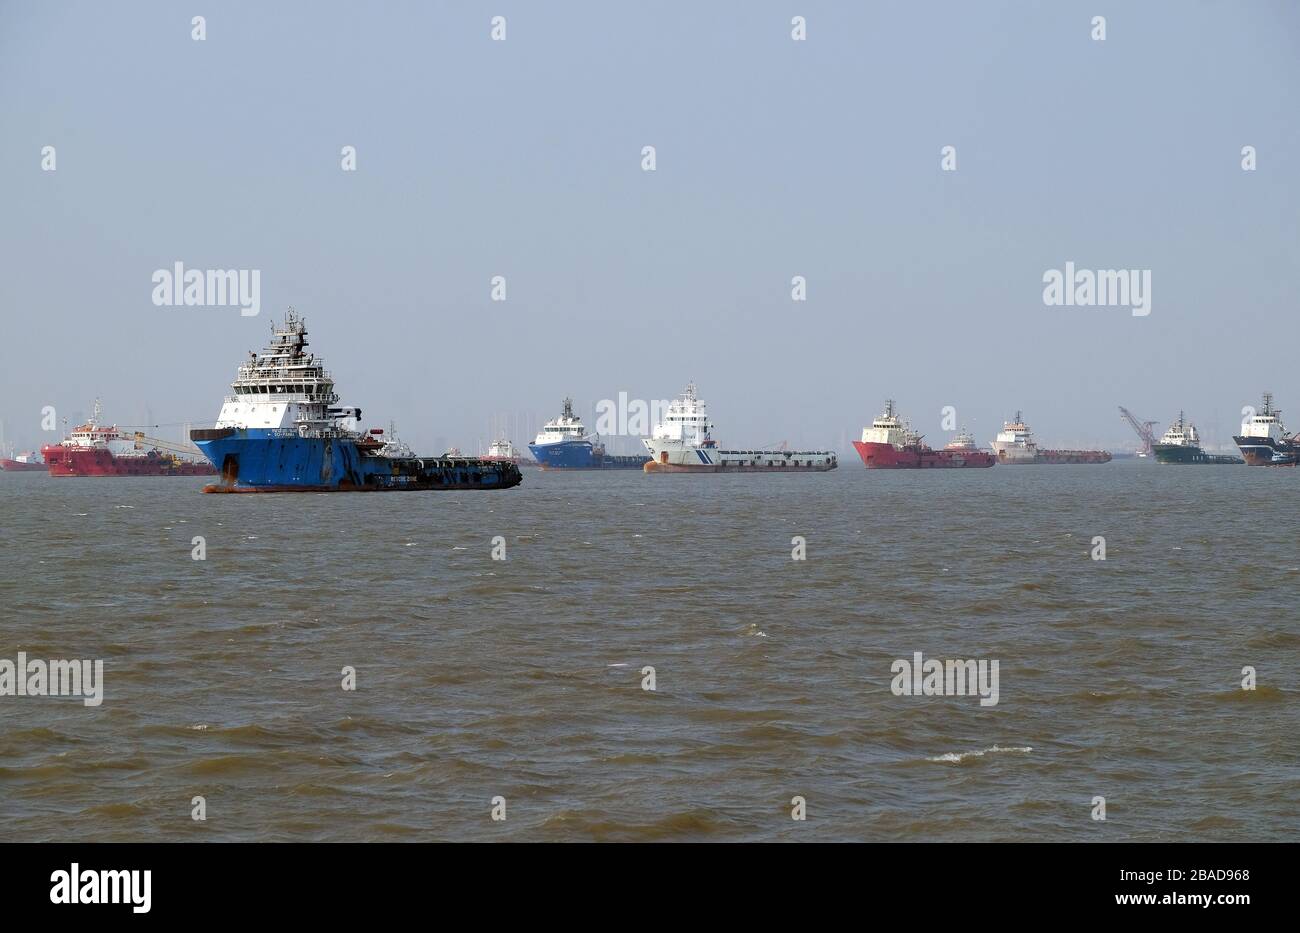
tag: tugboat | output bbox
[1233,393,1299,466]
[1152,412,1242,464]
[643,383,836,473]
[852,401,995,468]
[989,411,1111,464]
[189,309,522,492]
[527,398,649,470]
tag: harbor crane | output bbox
[1118,406,1159,456]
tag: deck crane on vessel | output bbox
[1118,406,1158,457]
[130,432,205,459]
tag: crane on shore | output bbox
[1118,406,1159,457]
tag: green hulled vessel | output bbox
[1152,412,1243,464]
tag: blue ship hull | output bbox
[528,439,650,470]
[191,429,522,492]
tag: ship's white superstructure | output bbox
[531,399,589,447]
[57,399,141,457]
[377,422,414,458]
[213,308,358,439]
[860,400,921,449]
[944,429,979,451]
[643,383,836,471]
[1158,413,1200,447]
[486,437,521,459]
[1240,393,1287,442]
[989,412,1039,462]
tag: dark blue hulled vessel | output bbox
[527,398,650,470]
[190,310,522,492]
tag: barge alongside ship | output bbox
[643,383,836,473]
[190,310,522,492]
[41,400,217,477]
[990,412,1111,464]
[852,401,995,468]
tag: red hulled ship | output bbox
[41,400,217,477]
[852,401,995,469]
[0,450,46,472]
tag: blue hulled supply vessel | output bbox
[527,398,650,470]
[189,310,522,492]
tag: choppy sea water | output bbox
[0,462,1296,842]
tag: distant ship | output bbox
[990,412,1111,464]
[1153,412,1242,464]
[41,400,217,477]
[189,309,522,492]
[527,398,650,470]
[852,401,995,469]
[643,383,836,473]
[365,423,414,458]
[0,450,46,472]
[1233,393,1298,466]
[482,436,537,467]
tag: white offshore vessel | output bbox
[989,411,1111,465]
[642,383,836,473]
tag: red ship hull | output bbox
[0,458,46,472]
[853,441,995,469]
[41,446,217,477]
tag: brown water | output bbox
[0,463,1296,841]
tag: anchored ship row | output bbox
[8,311,1296,485]
[852,401,1110,468]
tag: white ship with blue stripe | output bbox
[642,383,837,473]
[527,398,649,470]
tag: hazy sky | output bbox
[2,1,1298,454]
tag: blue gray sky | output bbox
[2,1,1298,454]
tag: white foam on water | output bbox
[928,745,1032,763]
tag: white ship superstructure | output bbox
[990,411,1038,462]
[56,399,137,456]
[377,422,414,458]
[643,383,836,472]
[944,429,979,451]
[1239,394,1287,444]
[1158,413,1199,447]
[531,399,588,447]
[213,308,357,439]
[486,437,521,459]
[860,400,909,449]
[1232,392,1298,465]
